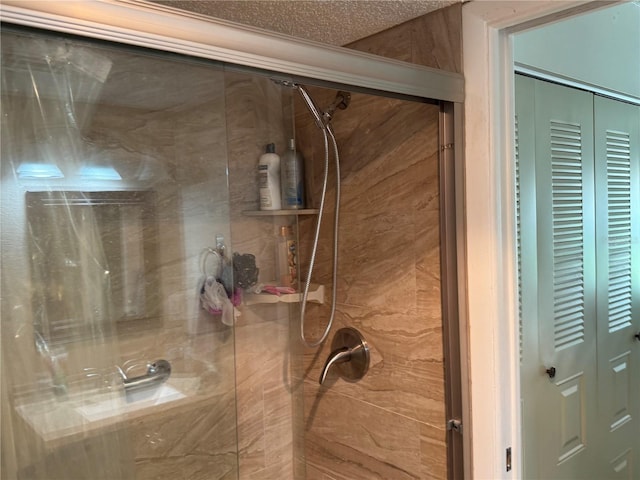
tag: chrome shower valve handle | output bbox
[319,347,351,385]
[319,328,369,385]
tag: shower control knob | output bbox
[319,328,369,385]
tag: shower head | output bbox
[295,84,326,130]
[271,78,349,130]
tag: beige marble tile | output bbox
[134,453,237,480]
[345,23,413,62]
[292,454,308,480]
[233,302,296,477]
[420,422,448,480]
[410,4,462,73]
[303,307,445,425]
[246,461,293,480]
[130,393,237,461]
[305,463,338,480]
[346,4,462,74]
[97,48,226,112]
[304,389,422,479]
[336,212,418,310]
[336,99,438,184]
[236,389,266,476]
[234,345,266,476]
[13,427,135,480]
[225,70,300,479]
[295,8,454,477]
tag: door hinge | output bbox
[506,447,512,472]
[446,418,463,434]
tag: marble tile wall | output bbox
[346,3,462,73]
[2,4,461,477]
[295,4,462,479]
[97,64,305,480]
[97,88,239,479]
[224,70,301,480]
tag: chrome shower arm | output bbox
[322,91,351,123]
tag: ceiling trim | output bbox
[0,0,464,103]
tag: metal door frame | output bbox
[440,101,467,479]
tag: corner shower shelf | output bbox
[243,209,319,217]
[243,283,324,306]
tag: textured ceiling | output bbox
[151,0,460,46]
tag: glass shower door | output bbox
[1,28,238,479]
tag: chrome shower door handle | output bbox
[318,327,370,385]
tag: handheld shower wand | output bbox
[273,80,349,348]
[296,84,342,348]
[295,84,326,131]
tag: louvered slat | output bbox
[515,115,523,364]
[606,130,633,333]
[550,120,586,350]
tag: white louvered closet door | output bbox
[594,95,640,479]
[532,79,598,480]
[517,75,640,479]
[515,74,544,480]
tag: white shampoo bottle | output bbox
[258,143,281,210]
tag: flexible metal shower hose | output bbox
[299,123,340,348]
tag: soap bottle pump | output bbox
[258,143,281,210]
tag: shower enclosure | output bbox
[1,2,465,479]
